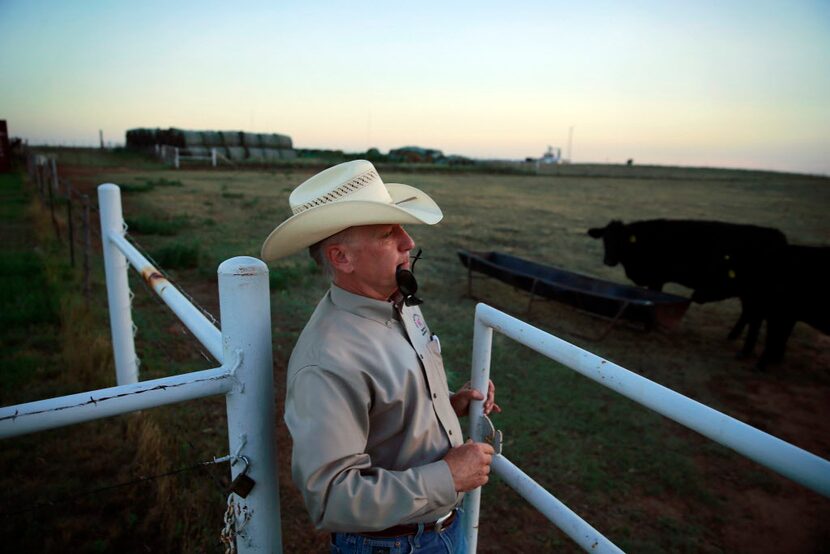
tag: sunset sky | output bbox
[1,0,828,174]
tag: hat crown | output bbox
[289,160,392,215]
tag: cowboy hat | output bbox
[260,160,443,261]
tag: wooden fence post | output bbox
[66,179,75,267]
[47,163,61,241]
[82,194,91,303]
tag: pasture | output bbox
[2,154,828,552]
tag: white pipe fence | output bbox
[463,303,830,553]
[156,144,220,168]
[0,184,282,553]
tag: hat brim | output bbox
[260,183,443,261]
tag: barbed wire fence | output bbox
[12,149,252,552]
[24,150,96,302]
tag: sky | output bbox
[1,0,828,175]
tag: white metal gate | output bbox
[463,303,830,553]
[0,184,282,553]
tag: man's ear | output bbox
[326,243,354,274]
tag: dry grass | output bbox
[3,157,829,553]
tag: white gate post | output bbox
[174,146,180,169]
[212,147,217,167]
[218,257,282,553]
[463,304,495,553]
[98,184,139,385]
[50,157,59,192]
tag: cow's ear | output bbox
[587,227,605,238]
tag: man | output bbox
[261,160,499,553]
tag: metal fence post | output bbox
[218,257,282,553]
[98,184,139,385]
[463,303,495,553]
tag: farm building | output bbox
[125,127,296,162]
[388,145,472,165]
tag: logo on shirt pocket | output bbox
[413,313,429,336]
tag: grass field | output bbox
[1,151,828,552]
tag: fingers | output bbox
[478,442,495,457]
[483,380,497,415]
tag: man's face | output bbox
[333,224,416,300]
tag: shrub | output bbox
[125,216,187,236]
[150,242,201,269]
[120,178,183,194]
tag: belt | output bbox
[356,508,457,538]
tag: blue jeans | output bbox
[330,509,467,553]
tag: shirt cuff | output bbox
[420,459,458,508]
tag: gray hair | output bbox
[308,227,354,280]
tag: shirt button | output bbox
[418,354,424,360]
[433,393,437,399]
[449,430,453,435]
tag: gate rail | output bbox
[463,303,830,553]
[0,184,282,553]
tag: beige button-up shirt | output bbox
[284,284,464,532]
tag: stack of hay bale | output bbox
[126,128,296,162]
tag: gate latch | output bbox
[477,413,503,455]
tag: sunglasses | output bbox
[396,248,423,306]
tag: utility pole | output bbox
[567,126,574,163]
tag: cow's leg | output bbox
[735,295,765,359]
[728,300,749,340]
[737,315,763,359]
[756,317,797,371]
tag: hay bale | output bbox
[261,133,292,149]
[242,133,262,148]
[180,130,204,147]
[158,128,185,147]
[263,148,282,162]
[247,147,266,160]
[221,131,242,147]
[126,128,158,149]
[202,131,223,147]
[184,146,210,157]
[227,146,247,161]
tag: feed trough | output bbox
[458,250,691,338]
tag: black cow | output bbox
[693,245,830,369]
[587,219,789,361]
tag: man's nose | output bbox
[396,226,415,251]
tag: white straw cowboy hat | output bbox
[260,160,443,261]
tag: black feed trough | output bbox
[458,250,691,336]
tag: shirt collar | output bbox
[329,283,398,325]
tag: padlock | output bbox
[228,455,256,499]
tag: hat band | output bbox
[291,169,381,215]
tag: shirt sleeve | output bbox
[284,364,458,532]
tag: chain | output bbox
[220,494,237,554]
[220,491,252,554]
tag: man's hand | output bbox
[450,380,501,418]
[443,439,495,492]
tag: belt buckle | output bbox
[434,509,454,533]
